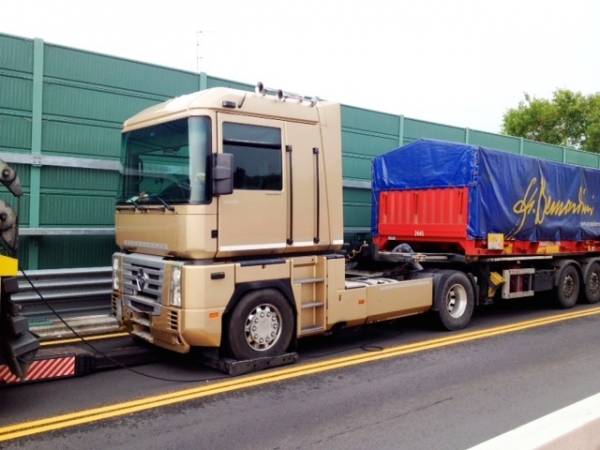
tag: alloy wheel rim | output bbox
[244,303,283,351]
[446,284,468,319]
[563,274,575,298]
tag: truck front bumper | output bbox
[114,292,223,353]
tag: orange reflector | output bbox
[358,299,365,305]
[209,312,220,319]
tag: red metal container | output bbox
[372,140,600,257]
[374,186,600,257]
[378,188,469,241]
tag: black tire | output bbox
[583,262,600,304]
[556,264,580,308]
[433,271,475,331]
[227,289,294,360]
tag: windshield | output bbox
[119,116,212,205]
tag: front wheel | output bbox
[433,271,475,331]
[226,289,294,360]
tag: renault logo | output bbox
[134,268,148,292]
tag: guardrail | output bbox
[14,267,112,321]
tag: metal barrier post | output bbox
[28,38,45,270]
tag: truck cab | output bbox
[112,87,440,360]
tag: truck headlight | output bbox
[112,255,120,291]
[170,266,182,307]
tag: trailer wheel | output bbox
[556,264,580,308]
[434,271,475,331]
[227,289,294,360]
[583,263,600,304]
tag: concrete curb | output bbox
[470,392,600,449]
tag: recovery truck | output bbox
[111,84,600,363]
[0,161,39,381]
[0,162,147,385]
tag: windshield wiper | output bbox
[140,193,175,212]
[117,196,141,211]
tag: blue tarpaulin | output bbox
[371,139,600,241]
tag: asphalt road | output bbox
[2,298,600,449]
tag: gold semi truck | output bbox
[111,85,475,361]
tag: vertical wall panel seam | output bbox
[398,115,404,147]
[519,137,524,155]
[199,72,208,91]
[28,37,44,269]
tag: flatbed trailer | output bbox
[372,140,600,307]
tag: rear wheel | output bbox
[433,271,475,331]
[227,289,294,360]
[556,264,580,308]
[583,262,600,304]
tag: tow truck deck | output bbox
[0,336,157,385]
[0,334,299,385]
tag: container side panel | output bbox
[378,188,469,240]
[475,147,600,241]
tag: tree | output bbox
[502,89,600,153]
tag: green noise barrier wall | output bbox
[1,32,598,268]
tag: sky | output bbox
[2,0,599,133]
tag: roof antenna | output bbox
[195,30,203,73]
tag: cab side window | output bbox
[223,123,282,190]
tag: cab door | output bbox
[217,114,287,254]
[284,122,322,248]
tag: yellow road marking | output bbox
[3,306,600,443]
[40,332,129,347]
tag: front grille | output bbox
[122,254,166,304]
[130,299,155,314]
[169,310,179,331]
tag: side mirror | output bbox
[0,161,22,198]
[211,153,234,196]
